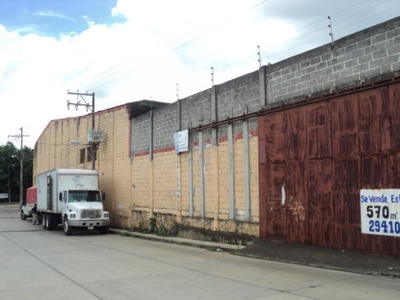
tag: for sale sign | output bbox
[360,189,400,237]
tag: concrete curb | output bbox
[109,229,246,252]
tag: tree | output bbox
[0,142,33,203]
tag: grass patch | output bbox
[205,246,223,252]
[229,248,240,254]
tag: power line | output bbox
[218,0,398,74]
[78,0,269,91]
[257,0,393,63]
[334,2,400,36]
[71,0,398,99]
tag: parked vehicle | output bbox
[20,186,37,220]
[36,168,109,235]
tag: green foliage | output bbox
[146,216,173,236]
[148,216,157,233]
[0,142,34,203]
[205,246,220,252]
[155,225,171,237]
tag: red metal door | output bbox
[259,82,400,257]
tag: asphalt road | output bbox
[0,204,399,300]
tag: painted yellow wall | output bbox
[34,107,131,228]
[34,106,260,238]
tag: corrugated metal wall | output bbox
[259,81,400,257]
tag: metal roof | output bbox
[127,100,168,119]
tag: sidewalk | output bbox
[110,229,400,278]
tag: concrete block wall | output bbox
[127,17,400,240]
[48,123,56,170]
[217,141,230,217]
[35,127,47,174]
[217,71,260,118]
[153,103,178,151]
[54,121,63,167]
[132,112,150,155]
[34,105,133,228]
[131,72,260,153]
[152,151,179,213]
[181,90,211,129]
[95,112,114,213]
[179,152,190,216]
[234,139,245,218]
[97,112,113,164]
[107,108,131,227]
[266,17,400,104]
[66,120,77,168]
[190,146,201,214]
[33,17,400,242]
[131,155,151,209]
[203,147,217,217]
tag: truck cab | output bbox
[60,189,109,235]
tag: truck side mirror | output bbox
[59,192,62,201]
[102,193,106,202]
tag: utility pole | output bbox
[67,91,97,170]
[9,127,29,208]
[257,45,262,68]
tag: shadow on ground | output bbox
[236,239,400,278]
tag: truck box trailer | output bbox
[37,168,109,235]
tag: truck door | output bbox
[61,191,68,217]
[46,175,52,210]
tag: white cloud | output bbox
[1,0,398,148]
[33,10,74,20]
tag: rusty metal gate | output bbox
[259,80,400,257]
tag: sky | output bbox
[1,0,399,149]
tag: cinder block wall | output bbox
[129,73,261,240]
[266,17,400,104]
[34,105,132,228]
[128,17,400,242]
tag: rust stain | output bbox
[287,195,305,222]
[258,82,400,257]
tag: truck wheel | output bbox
[63,216,73,236]
[21,210,27,220]
[46,214,53,230]
[42,214,48,229]
[99,226,109,234]
[46,215,51,230]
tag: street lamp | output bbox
[11,155,23,208]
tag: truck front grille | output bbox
[81,209,101,219]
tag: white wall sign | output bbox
[173,129,188,153]
[360,189,400,237]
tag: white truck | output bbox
[37,168,109,235]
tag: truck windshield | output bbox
[68,191,101,203]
